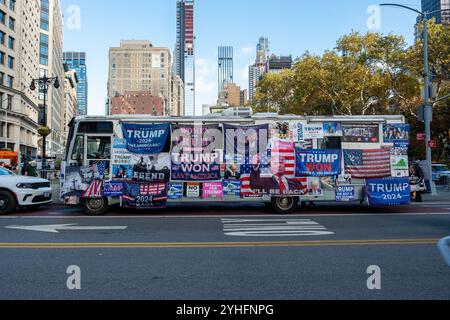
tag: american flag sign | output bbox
[344,149,391,179]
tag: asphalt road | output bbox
[1,203,450,300]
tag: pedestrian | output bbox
[24,160,38,177]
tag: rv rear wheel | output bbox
[83,197,109,216]
[271,197,298,214]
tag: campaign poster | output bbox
[323,122,343,137]
[272,122,290,140]
[224,124,269,165]
[342,124,380,143]
[390,142,409,156]
[132,154,170,182]
[305,177,324,197]
[121,182,168,209]
[303,124,324,140]
[366,177,411,206]
[103,181,124,197]
[168,183,183,200]
[112,148,133,166]
[122,123,170,154]
[112,165,133,180]
[295,149,342,177]
[185,182,201,198]
[383,124,410,144]
[202,182,224,199]
[391,155,409,178]
[223,180,241,196]
[113,138,127,149]
[171,125,222,181]
[335,186,356,202]
[289,121,307,142]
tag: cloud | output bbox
[195,58,216,94]
[236,46,255,58]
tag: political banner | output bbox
[168,183,183,200]
[391,155,409,178]
[122,123,170,154]
[202,182,223,199]
[289,121,307,142]
[121,182,168,209]
[103,181,124,197]
[112,165,133,180]
[366,177,411,206]
[132,154,170,182]
[335,186,356,202]
[383,124,410,144]
[171,125,222,181]
[295,149,342,177]
[223,180,241,196]
[112,138,127,149]
[224,124,269,165]
[305,177,323,197]
[390,142,409,156]
[112,149,133,166]
[303,124,324,140]
[185,182,201,198]
[323,122,343,137]
[342,124,380,143]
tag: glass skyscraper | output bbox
[218,46,233,95]
[175,0,195,116]
[63,52,88,115]
[422,0,450,24]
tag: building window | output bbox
[8,17,14,30]
[0,10,5,25]
[0,72,4,85]
[6,75,13,87]
[9,0,15,11]
[8,36,14,50]
[7,55,13,69]
[6,94,12,110]
[0,51,5,65]
[0,31,4,45]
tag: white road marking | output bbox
[5,224,128,233]
[222,218,334,237]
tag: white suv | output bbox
[0,167,53,215]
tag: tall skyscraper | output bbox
[63,52,88,116]
[218,46,233,95]
[0,0,41,157]
[175,0,195,116]
[39,0,64,157]
[422,0,450,24]
[248,37,270,103]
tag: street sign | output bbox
[417,133,426,141]
[428,140,437,148]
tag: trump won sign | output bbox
[295,149,342,177]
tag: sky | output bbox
[60,0,422,116]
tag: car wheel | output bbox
[271,197,299,214]
[0,190,17,215]
[82,197,109,216]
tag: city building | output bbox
[63,52,88,115]
[0,0,41,157]
[268,54,293,74]
[110,91,164,116]
[39,0,64,157]
[248,37,270,102]
[61,67,78,149]
[218,46,233,95]
[218,83,247,107]
[422,0,450,24]
[174,0,195,116]
[108,40,173,115]
[170,74,184,116]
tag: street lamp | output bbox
[30,75,60,178]
[380,3,450,194]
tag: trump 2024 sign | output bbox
[295,149,342,177]
[366,177,411,206]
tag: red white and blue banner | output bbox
[295,149,342,177]
[121,182,168,209]
[344,149,391,179]
[103,181,124,197]
[366,177,411,206]
[122,123,170,154]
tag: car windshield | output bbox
[0,167,14,176]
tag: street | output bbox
[1,202,450,300]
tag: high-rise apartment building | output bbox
[268,55,293,74]
[39,0,64,157]
[218,46,233,95]
[63,52,88,115]
[422,0,450,24]
[108,40,175,115]
[248,37,270,103]
[175,0,195,116]
[0,0,41,157]
[110,91,164,116]
[62,67,77,150]
[218,83,247,107]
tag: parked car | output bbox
[432,164,450,182]
[0,167,52,215]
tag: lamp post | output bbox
[30,75,60,178]
[380,3,450,194]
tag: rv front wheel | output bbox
[271,197,298,214]
[83,197,109,216]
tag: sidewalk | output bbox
[421,191,450,205]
